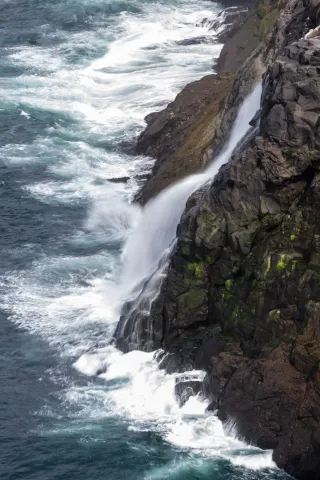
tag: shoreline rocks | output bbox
[199,6,250,44]
[115,1,320,478]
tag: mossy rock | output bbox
[259,9,279,39]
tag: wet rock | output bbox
[174,378,202,407]
[200,6,250,44]
[249,108,261,127]
[176,35,215,46]
[108,176,130,183]
[115,2,320,478]
[204,352,247,409]
[218,346,306,451]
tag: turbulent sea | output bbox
[0,1,290,479]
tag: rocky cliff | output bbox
[134,0,307,204]
[115,1,320,478]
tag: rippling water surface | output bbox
[0,1,290,479]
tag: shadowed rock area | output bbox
[134,0,306,205]
[115,0,320,478]
[163,34,320,478]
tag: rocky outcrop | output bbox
[115,0,320,477]
[135,0,313,205]
[199,6,250,44]
[147,35,320,478]
[114,0,320,478]
[135,0,262,205]
[135,73,235,204]
[216,0,282,73]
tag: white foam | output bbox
[85,196,141,241]
[1,2,220,213]
[20,109,31,118]
[0,257,119,357]
[72,346,275,470]
[228,453,276,470]
[73,352,108,376]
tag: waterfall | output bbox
[116,83,262,348]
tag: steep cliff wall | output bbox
[135,0,317,204]
[115,0,320,478]
[155,35,320,479]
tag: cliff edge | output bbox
[115,1,320,478]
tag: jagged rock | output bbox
[175,36,215,46]
[218,346,306,451]
[174,378,203,407]
[108,176,130,183]
[115,1,320,478]
[115,10,320,479]
[204,351,247,409]
[200,6,250,44]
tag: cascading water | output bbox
[121,83,262,293]
[115,82,263,348]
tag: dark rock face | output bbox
[115,26,320,480]
[165,37,320,478]
[114,1,320,479]
[217,346,306,451]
